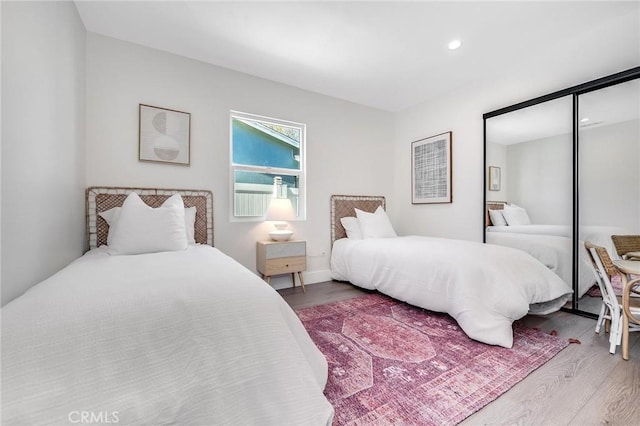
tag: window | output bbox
[230,111,306,220]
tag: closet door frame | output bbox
[483,66,640,318]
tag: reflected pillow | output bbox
[355,206,397,239]
[106,192,188,255]
[100,203,197,245]
[502,204,531,226]
[489,209,507,226]
[340,216,363,240]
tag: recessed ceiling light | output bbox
[448,39,462,50]
[580,117,590,123]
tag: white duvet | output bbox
[1,245,333,425]
[331,236,573,348]
[486,232,596,297]
[486,224,628,258]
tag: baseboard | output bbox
[268,269,332,290]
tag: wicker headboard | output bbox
[486,201,507,227]
[86,186,214,250]
[330,194,386,244]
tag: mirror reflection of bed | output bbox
[485,201,626,313]
[485,78,640,317]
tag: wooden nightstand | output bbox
[257,240,306,293]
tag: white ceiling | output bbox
[74,1,640,112]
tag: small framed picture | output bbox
[139,104,190,165]
[488,166,501,191]
[411,131,452,204]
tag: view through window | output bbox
[230,111,305,219]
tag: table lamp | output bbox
[265,197,296,241]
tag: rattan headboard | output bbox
[86,186,214,250]
[330,194,386,244]
[486,201,507,227]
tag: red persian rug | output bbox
[296,293,568,426]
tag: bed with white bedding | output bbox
[329,195,573,349]
[485,232,596,297]
[1,187,333,426]
[485,202,630,298]
[485,201,628,257]
[487,224,628,257]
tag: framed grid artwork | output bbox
[411,131,452,204]
[139,104,191,165]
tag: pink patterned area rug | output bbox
[296,293,569,426]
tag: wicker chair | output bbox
[611,235,640,260]
[585,242,640,357]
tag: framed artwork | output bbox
[139,104,190,165]
[411,131,452,204]
[488,166,501,191]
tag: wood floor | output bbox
[279,281,640,426]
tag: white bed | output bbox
[487,224,627,257]
[1,187,333,426]
[329,195,573,349]
[485,232,596,297]
[485,202,629,298]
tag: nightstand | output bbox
[256,240,306,293]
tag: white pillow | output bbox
[100,203,197,245]
[489,209,507,226]
[107,192,188,255]
[355,206,397,239]
[99,207,121,227]
[502,204,532,226]
[100,208,122,247]
[340,216,363,240]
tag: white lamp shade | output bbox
[265,198,295,241]
[265,198,296,221]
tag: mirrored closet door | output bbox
[577,78,640,314]
[484,67,640,317]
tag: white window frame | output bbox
[229,110,306,222]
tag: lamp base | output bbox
[269,230,294,241]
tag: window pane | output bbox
[232,117,301,170]
[233,171,299,217]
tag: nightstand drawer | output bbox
[265,241,306,258]
[262,256,306,275]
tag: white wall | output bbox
[392,92,483,240]
[495,120,640,230]
[580,120,640,232]
[392,7,639,242]
[85,33,394,285]
[506,133,573,225]
[1,1,86,305]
